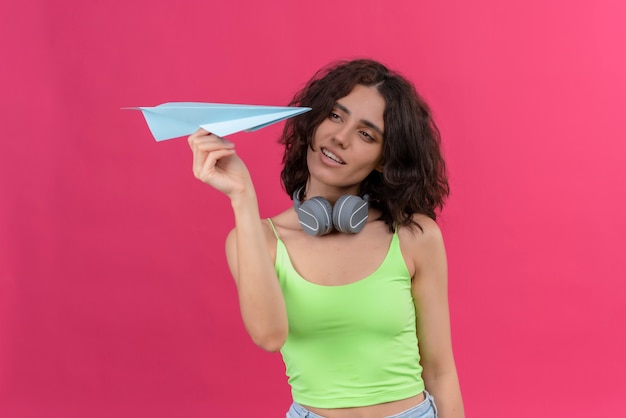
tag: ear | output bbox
[375,163,384,173]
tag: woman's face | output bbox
[307,84,385,193]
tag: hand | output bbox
[188,129,251,198]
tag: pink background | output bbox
[2,1,625,416]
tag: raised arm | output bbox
[188,129,288,352]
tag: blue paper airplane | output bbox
[124,102,312,141]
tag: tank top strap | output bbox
[267,218,280,239]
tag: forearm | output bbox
[230,188,288,351]
[424,370,464,418]
[187,130,288,350]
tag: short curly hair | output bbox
[280,59,449,231]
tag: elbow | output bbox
[243,309,289,352]
[251,330,287,353]
[258,341,284,353]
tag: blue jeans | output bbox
[286,391,438,418]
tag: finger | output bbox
[191,141,235,175]
[194,139,235,153]
[191,147,208,177]
[191,141,224,176]
[189,131,233,150]
[191,143,236,177]
[197,149,237,179]
[188,128,213,148]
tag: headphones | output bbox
[292,186,369,236]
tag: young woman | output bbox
[188,59,464,418]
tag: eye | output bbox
[359,130,376,142]
[329,112,342,122]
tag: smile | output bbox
[321,148,345,164]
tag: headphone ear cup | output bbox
[296,197,334,236]
[332,195,369,233]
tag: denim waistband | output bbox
[286,390,438,418]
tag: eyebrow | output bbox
[334,102,384,137]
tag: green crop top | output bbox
[268,219,425,408]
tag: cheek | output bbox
[362,147,384,170]
[312,121,330,141]
[305,145,318,168]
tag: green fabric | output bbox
[269,220,425,408]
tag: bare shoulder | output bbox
[397,214,447,279]
[224,213,284,280]
[225,217,281,255]
[398,214,444,248]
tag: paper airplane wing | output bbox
[124,102,312,141]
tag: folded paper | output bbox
[124,102,312,141]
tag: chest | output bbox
[275,231,416,338]
[281,231,394,286]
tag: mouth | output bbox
[321,147,345,164]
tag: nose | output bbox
[332,124,352,149]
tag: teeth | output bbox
[322,148,344,164]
